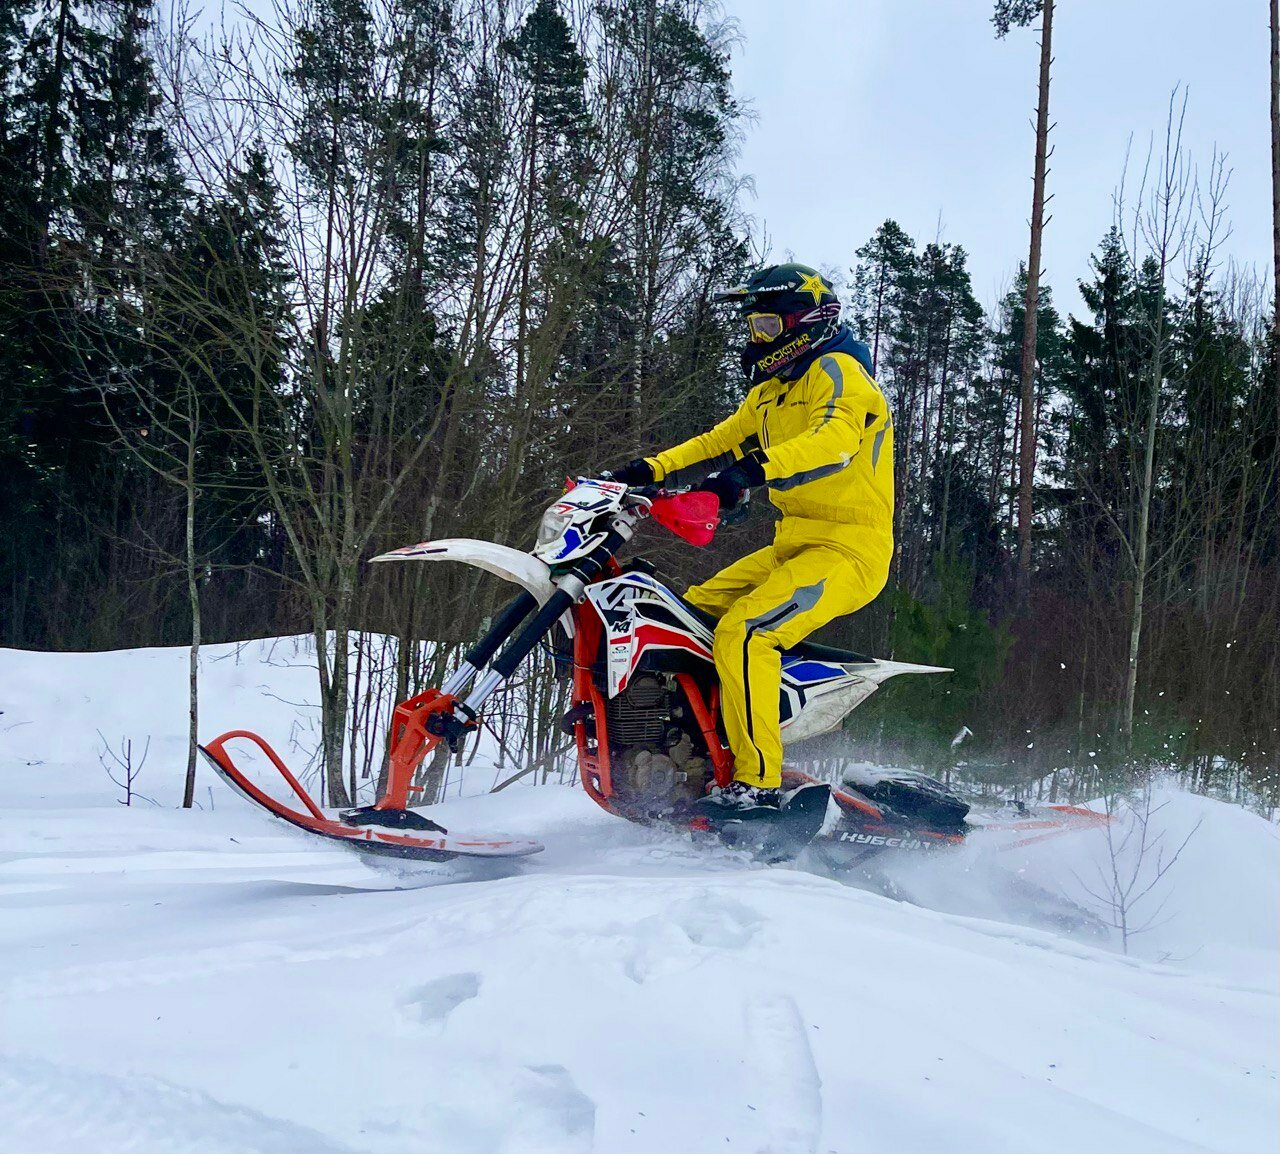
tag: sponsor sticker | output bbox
[837,830,939,852]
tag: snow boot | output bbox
[700,780,782,811]
[695,780,830,863]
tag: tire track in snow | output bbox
[744,994,822,1154]
[0,1052,361,1154]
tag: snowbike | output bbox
[201,480,1107,871]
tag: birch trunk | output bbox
[182,397,200,810]
[1122,338,1163,751]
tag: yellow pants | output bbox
[684,518,891,789]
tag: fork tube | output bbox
[467,591,539,668]
[455,529,625,717]
[460,588,575,713]
[439,591,538,698]
[440,662,477,696]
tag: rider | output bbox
[604,263,894,809]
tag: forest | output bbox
[1,0,1276,810]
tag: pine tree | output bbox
[497,0,593,531]
[994,0,1056,600]
[850,220,915,376]
[0,0,185,647]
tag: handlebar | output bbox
[620,479,749,529]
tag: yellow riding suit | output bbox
[646,334,894,789]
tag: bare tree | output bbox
[86,308,224,809]
[1117,90,1197,752]
[1077,783,1202,955]
[144,2,534,805]
[98,732,156,807]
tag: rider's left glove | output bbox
[600,459,656,486]
[695,451,765,512]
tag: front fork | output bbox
[376,563,603,812]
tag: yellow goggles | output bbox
[746,312,785,343]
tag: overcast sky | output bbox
[726,0,1272,318]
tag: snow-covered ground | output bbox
[2,639,1277,1154]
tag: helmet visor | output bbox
[746,312,785,344]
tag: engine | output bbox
[604,674,708,813]
[605,672,668,746]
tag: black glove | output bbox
[695,452,765,511]
[600,458,655,486]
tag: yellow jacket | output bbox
[647,339,894,536]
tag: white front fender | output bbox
[370,538,571,633]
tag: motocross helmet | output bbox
[713,263,842,384]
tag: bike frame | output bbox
[568,596,735,814]
[375,549,738,817]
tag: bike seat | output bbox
[673,594,720,633]
[783,639,876,666]
[673,594,875,666]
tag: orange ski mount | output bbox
[380,688,459,811]
[198,729,543,862]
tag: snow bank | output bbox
[1007,786,1280,976]
[1,637,326,808]
[2,640,1277,1154]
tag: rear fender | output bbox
[781,677,879,744]
[779,658,950,744]
[856,659,951,685]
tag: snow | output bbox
[2,639,1277,1154]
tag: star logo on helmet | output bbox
[796,271,828,305]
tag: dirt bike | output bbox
[201,479,1107,876]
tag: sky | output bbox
[726,0,1273,318]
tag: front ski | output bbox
[199,732,543,863]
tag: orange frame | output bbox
[570,599,736,806]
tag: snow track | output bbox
[2,639,1277,1153]
[743,995,822,1154]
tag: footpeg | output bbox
[559,701,593,736]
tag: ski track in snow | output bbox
[1,639,1278,1154]
[743,996,822,1154]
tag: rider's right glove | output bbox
[600,459,655,486]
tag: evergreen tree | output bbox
[0,0,185,646]
[850,219,915,376]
